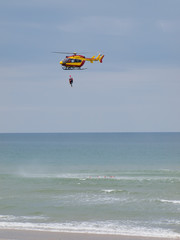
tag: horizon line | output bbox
[0,131,180,134]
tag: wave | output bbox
[0,215,48,221]
[0,219,179,239]
[101,189,126,194]
[13,171,180,183]
[159,199,180,204]
[54,193,121,205]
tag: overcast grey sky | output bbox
[0,0,180,133]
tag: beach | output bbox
[0,229,177,240]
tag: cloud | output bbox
[1,64,180,133]
[157,20,180,33]
[0,21,42,29]
[0,0,71,7]
[0,64,58,82]
[58,16,137,36]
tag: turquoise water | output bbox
[0,133,180,238]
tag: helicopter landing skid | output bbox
[62,67,87,70]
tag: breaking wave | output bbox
[0,217,180,239]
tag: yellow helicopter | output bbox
[53,52,104,70]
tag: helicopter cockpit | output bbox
[62,58,69,64]
[62,58,82,64]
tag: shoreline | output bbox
[0,229,179,240]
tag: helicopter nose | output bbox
[60,61,63,65]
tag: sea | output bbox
[0,133,180,239]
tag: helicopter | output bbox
[53,52,104,70]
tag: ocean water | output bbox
[0,133,180,238]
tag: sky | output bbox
[0,0,180,133]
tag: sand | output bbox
[0,229,177,240]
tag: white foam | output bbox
[16,171,180,183]
[101,189,125,193]
[160,199,180,204]
[102,189,116,193]
[0,215,48,221]
[0,220,179,239]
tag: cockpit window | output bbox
[63,58,82,63]
[63,58,69,63]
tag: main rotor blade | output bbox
[52,52,75,54]
[52,51,89,55]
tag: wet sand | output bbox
[0,229,177,240]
